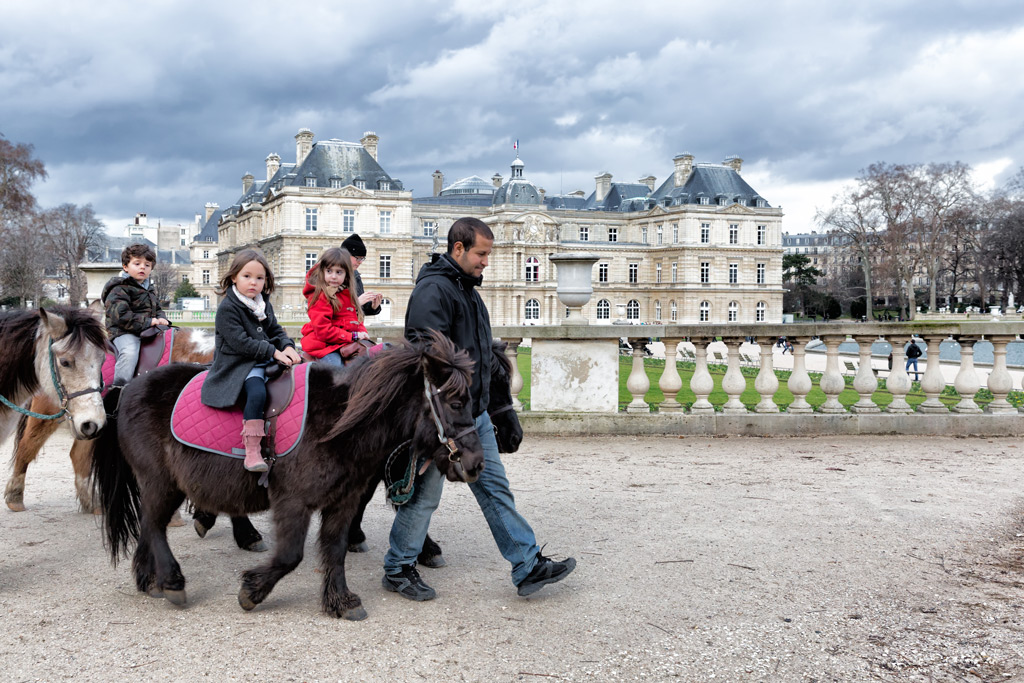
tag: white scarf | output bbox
[232,285,267,321]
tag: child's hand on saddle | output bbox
[155,317,169,326]
[356,331,370,341]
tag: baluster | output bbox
[986,335,1016,414]
[850,335,880,413]
[721,337,747,414]
[786,336,813,413]
[754,337,779,413]
[625,337,651,413]
[504,337,524,411]
[658,337,684,413]
[818,335,846,414]
[885,338,913,414]
[916,335,949,413]
[689,337,715,414]
[951,336,982,414]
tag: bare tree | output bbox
[39,203,107,306]
[0,215,49,306]
[918,162,976,311]
[0,134,46,225]
[817,185,881,319]
[150,261,179,307]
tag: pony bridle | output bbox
[423,376,476,465]
[49,339,103,412]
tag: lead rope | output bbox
[0,340,69,421]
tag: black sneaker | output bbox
[517,552,577,596]
[382,564,436,601]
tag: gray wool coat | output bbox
[201,292,295,409]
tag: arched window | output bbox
[728,301,738,322]
[525,257,539,282]
[654,300,661,321]
[626,300,639,321]
[756,301,767,322]
[700,301,710,322]
[596,299,610,320]
[525,299,540,321]
[379,298,393,323]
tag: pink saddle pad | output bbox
[100,328,176,396]
[170,363,310,459]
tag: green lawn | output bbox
[512,347,1023,412]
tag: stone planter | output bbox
[549,253,599,324]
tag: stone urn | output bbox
[549,252,600,324]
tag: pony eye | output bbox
[451,401,464,411]
[60,359,72,368]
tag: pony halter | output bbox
[423,376,476,463]
[0,339,102,420]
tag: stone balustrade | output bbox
[468,321,1024,437]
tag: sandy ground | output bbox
[2,428,1024,682]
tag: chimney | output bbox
[135,212,148,226]
[242,172,254,194]
[595,172,612,202]
[295,128,314,165]
[361,131,379,161]
[432,170,444,197]
[266,153,281,182]
[724,156,743,173]
[673,153,694,187]
[205,202,219,222]
[639,175,656,192]
[492,173,503,188]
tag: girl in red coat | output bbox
[301,247,369,366]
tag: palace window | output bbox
[641,227,648,244]
[728,301,738,322]
[671,262,678,283]
[757,224,767,245]
[379,210,392,233]
[700,301,710,322]
[656,224,663,245]
[422,220,437,237]
[305,207,318,231]
[379,255,391,279]
[628,263,638,284]
[756,301,766,322]
[330,178,343,189]
[598,263,608,283]
[354,179,366,190]
[343,209,355,233]
[757,263,766,284]
[202,269,210,285]
[608,227,618,242]
[655,300,661,320]
[203,250,209,259]
[525,257,540,282]
[597,299,610,320]
[656,263,662,283]
[729,224,739,244]
[701,223,710,244]
[305,177,317,188]
[306,252,318,271]
[626,300,639,321]
[525,299,540,321]
[672,223,679,243]
[729,263,738,284]
[579,225,589,241]
[700,262,710,284]
[670,300,677,321]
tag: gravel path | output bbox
[2,430,1023,682]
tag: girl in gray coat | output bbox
[201,249,302,472]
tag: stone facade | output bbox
[191,129,784,324]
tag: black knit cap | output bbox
[341,233,367,258]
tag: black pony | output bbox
[194,339,525,562]
[92,333,485,620]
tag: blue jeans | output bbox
[384,412,541,586]
[111,334,140,385]
[317,351,343,367]
[905,357,919,379]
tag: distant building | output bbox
[191,129,784,324]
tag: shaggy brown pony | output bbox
[91,332,484,621]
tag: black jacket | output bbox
[352,270,381,317]
[906,342,922,359]
[405,253,491,417]
[201,292,295,408]
[101,273,165,340]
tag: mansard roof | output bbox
[283,139,402,191]
[650,164,769,208]
[195,208,223,243]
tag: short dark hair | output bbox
[447,217,493,254]
[121,243,156,267]
[217,248,275,296]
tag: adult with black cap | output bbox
[341,233,382,317]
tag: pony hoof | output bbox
[347,541,369,553]
[194,519,209,538]
[238,589,257,611]
[147,586,164,599]
[418,554,446,569]
[244,540,269,553]
[342,606,368,621]
[6,501,26,512]
[164,589,187,606]
[167,510,185,528]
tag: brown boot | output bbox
[241,419,268,473]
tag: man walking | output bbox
[905,338,923,381]
[382,217,576,600]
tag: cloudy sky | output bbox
[3,0,1024,236]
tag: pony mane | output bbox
[0,309,44,400]
[47,306,108,356]
[491,340,512,378]
[320,331,473,443]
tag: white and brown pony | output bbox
[4,321,213,513]
[0,307,107,464]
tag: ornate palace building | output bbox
[190,128,784,325]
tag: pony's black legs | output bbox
[346,479,378,552]
[231,515,267,552]
[137,489,188,605]
[238,502,311,612]
[318,503,366,621]
[192,508,217,537]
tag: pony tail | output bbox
[91,391,142,565]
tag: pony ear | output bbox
[38,308,68,339]
[87,299,105,319]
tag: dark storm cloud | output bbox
[3,0,1024,232]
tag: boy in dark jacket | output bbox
[101,243,168,386]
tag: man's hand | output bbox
[358,291,383,307]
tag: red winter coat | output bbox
[300,271,366,358]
